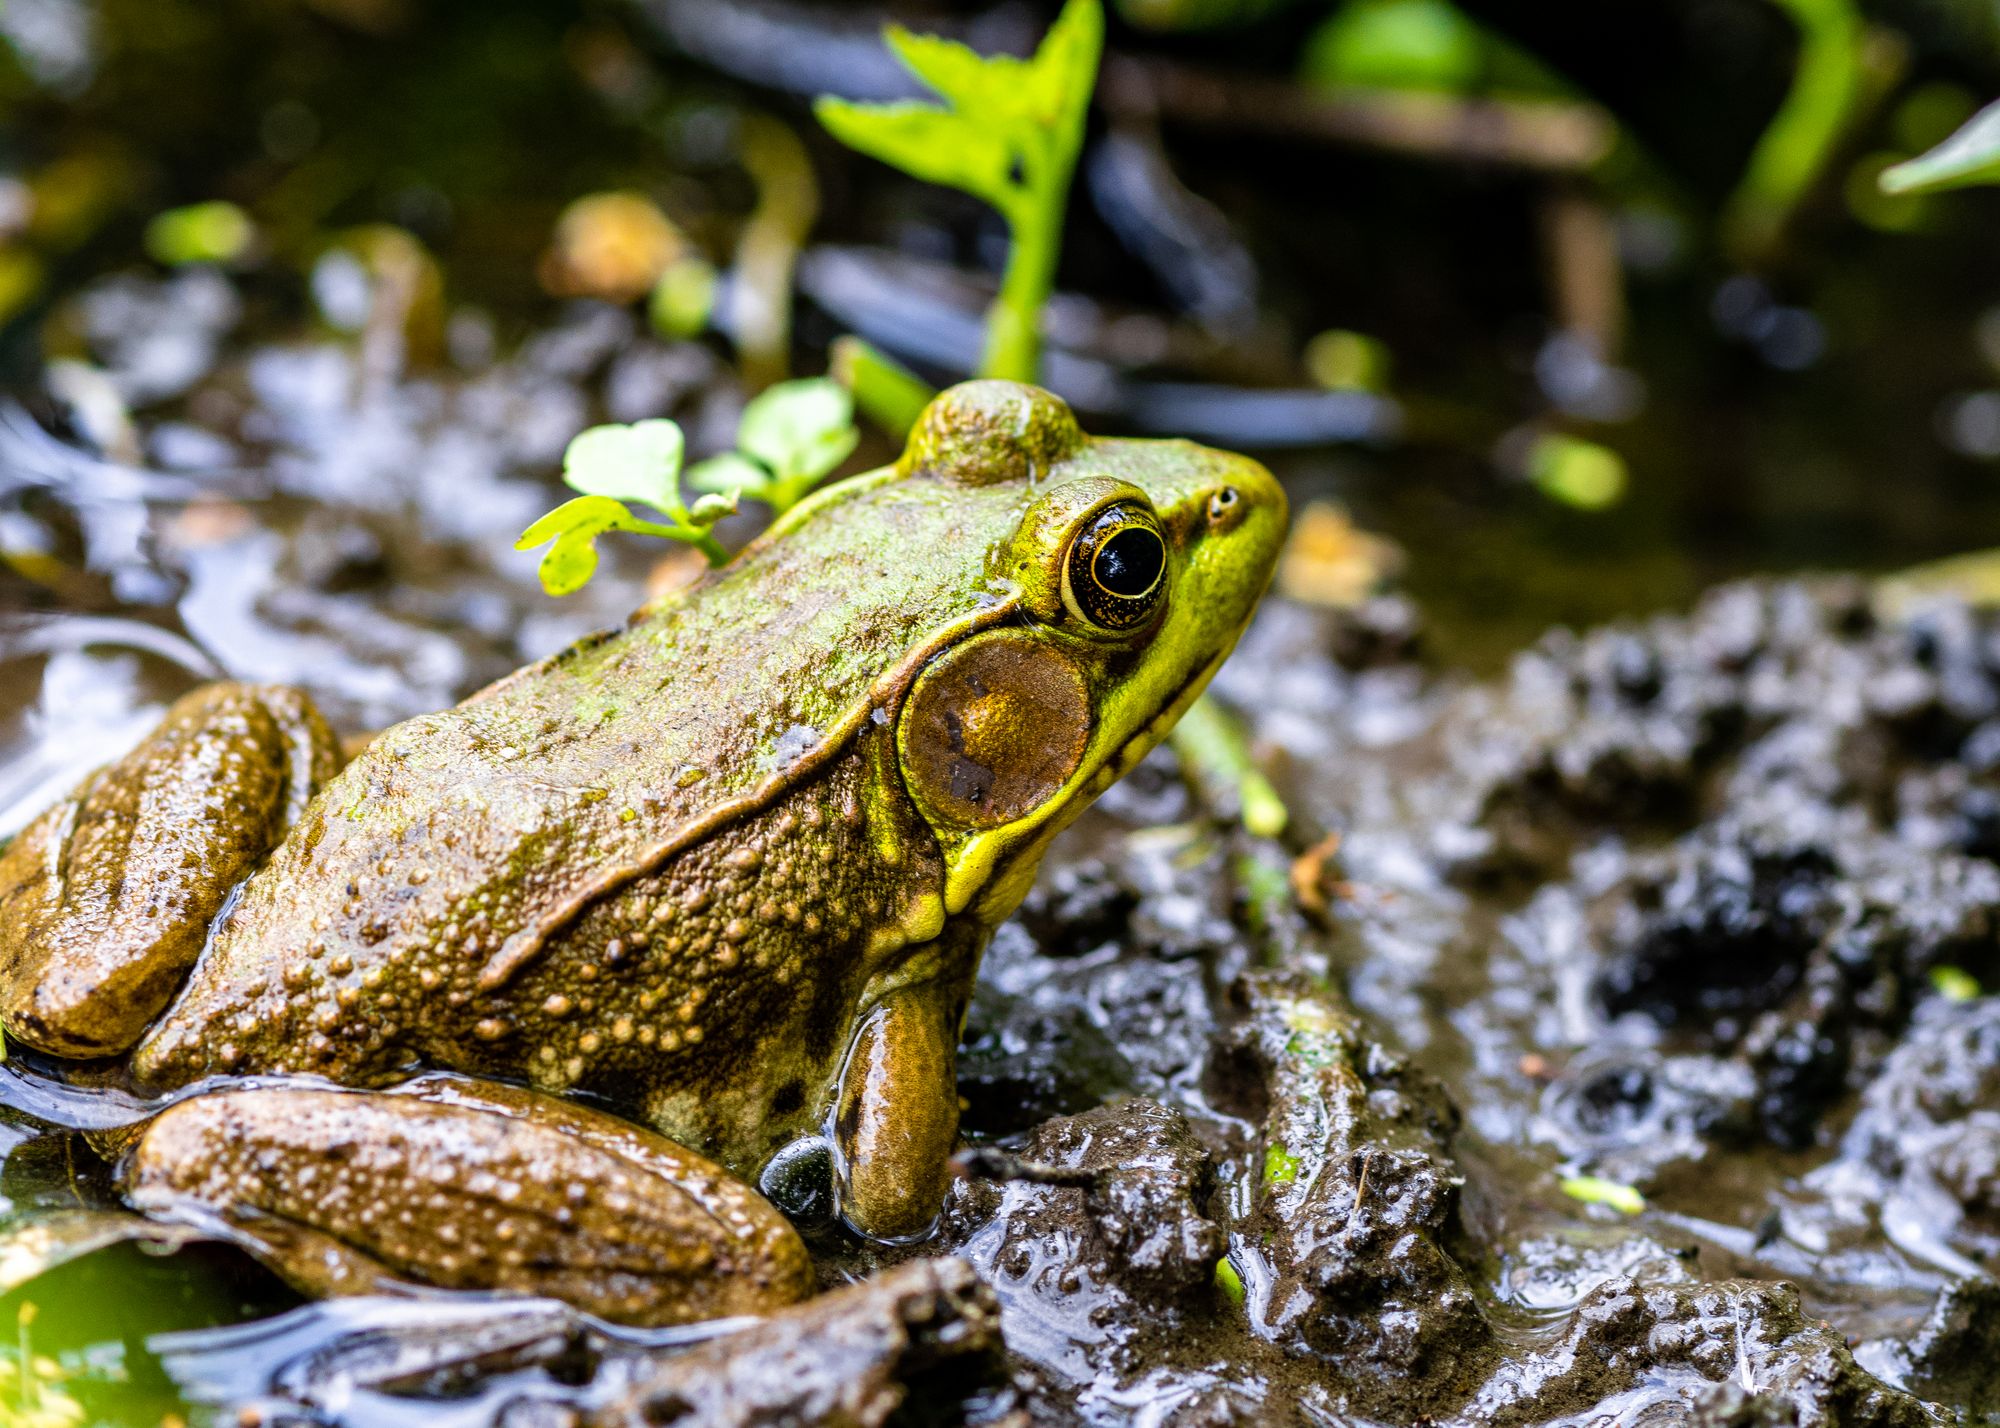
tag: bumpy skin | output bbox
[0,684,340,1058]
[0,381,1286,1322]
[125,1076,812,1324]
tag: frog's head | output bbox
[885,380,1287,925]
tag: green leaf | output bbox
[1527,433,1628,511]
[145,201,255,266]
[739,379,860,485]
[888,27,1034,119]
[1031,0,1106,134]
[1302,0,1483,94]
[514,495,642,597]
[1882,97,2000,194]
[562,420,687,515]
[649,257,718,339]
[515,494,618,551]
[687,452,772,500]
[812,99,1016,207]
[1560,1174,1645,1215]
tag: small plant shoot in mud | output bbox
[1882,96,2000,195]
[520,381,863,595]
[688,379,861,514]
[815,0,1103,383]
[1559,1173,1646,1215]
[516,418,734,595]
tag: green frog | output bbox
[0,381,1285,1325]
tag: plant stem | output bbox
[631,516,730,568]
[833,335,937,439]
[1170,693,1290,838]
[1723,0,1864,261]
[980,140,1079,382]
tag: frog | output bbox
[0,380,1286,1326]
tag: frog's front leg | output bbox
[0,683,341,1058]
[832,974,966,1241]
[121,1076,813,1327]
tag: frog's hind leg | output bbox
[0,683,342,1059]
[121,1077,813,1327]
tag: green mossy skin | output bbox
[0,381,1283,1288]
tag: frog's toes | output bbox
[121,1080,814,1327]
[0,683,340,1058]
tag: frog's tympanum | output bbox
[0,382,1284,1325]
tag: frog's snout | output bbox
[1177,450,1288,644]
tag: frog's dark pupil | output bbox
[1096,527,1164,598]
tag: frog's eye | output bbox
[1063,503,1167,633]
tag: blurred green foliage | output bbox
[142,200,254,266]
[816,0,1104,383]
[1882,96,2000,194]
[1724,0,1869,259]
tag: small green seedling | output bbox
[1882,98,2000,195]
[516,419,735,595]
[816,0,1103,383]
[688,378,860,515]
[1931,965,1983,1003]
[145,200,255,266]
[520,381,865,596]
[1724,0,1866,260]
[1560,1174,1645,1215]
[1212,1254,1246,1305]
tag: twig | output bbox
[1101,55,1616,175]
[951,1147,1099,1189]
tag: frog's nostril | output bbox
[1207,487,1242,527]
[760,1136,838,1231]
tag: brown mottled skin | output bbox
[0,382,1286,1325]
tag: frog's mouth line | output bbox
[1090,645,1232,795]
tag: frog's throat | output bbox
[473,599,1021,993]
[943,643,1232,928]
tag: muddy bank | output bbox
[896,575,2000,1425]
[377,574,2000,1426]
[11,333,2000,1416]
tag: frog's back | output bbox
[130,470,1026,1098]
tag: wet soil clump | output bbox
[890,577,2000,1424]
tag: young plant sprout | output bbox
[815,0,1104,384]
[1722,0,1867,261]
[516,380,863,595]
[515,418,735,595]
[688,378,861,514]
